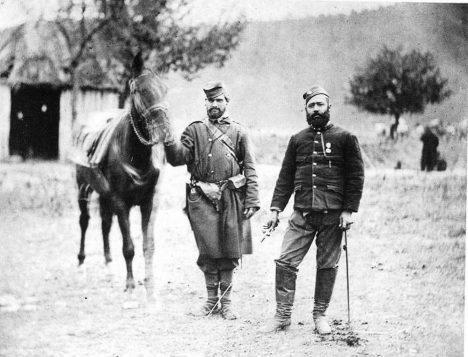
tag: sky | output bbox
[0,0,398,30]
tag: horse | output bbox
[74,53,172,304]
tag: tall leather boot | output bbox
[313,267,338,335]
[259,264,298,333]
[220,269,238,320]
[191,272,219,316]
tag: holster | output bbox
[188,173,245,212]
[227,173,246,190]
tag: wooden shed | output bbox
[0,21,122,161]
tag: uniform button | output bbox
[313,162,317,166]
[208,138,212,142]
[313,151,317,154]
[317,131,321,134]
[208,154,212,157]
[210,171,214,174]
[314,141,319,144]
[313,185,317,189]
[312,174,316,177]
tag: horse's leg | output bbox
[113,199,135,293]
[141,197,156,302]
[77,182,92,266]
[99,196,113,264]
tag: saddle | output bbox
[70,110,125,167]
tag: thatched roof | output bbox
[0,21,122,91]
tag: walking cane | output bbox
[343,224,352,328]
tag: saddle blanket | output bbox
[70,109,126,167]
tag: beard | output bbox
[306,109,330,128]
[207,107,225,120]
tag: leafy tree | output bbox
[347,46,452,139]
[94,0,245,106]
[49,0,245,118]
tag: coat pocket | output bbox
[295,154,307,164]
[326,184,343,194]
[325,184,343,207]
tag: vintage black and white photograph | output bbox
[0,0,466,356]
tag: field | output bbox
[0,154,465,356]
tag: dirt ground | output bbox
[0,162,465,357]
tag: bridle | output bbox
[128,75,169,146]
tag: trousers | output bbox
[197,255,239,274]
[275,210,343,270]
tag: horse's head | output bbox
[128,52,172,146]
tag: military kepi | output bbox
[303,85,329,104]
[203,81,230,102]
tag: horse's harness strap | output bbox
[129,98,170,146]
[139,103,170,122]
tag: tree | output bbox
[347,46,452,139]
[55,0,245,110]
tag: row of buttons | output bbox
[312,134,321,194]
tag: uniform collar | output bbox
[309,123,333,132]
[208,112,231,124]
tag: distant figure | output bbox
[420,126,439,171]
[436,152,447,171]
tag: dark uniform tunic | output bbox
[271,123,364,269]
[165,114,260,262]
[272,123,364,213]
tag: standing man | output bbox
[420,125,439,171]
[164,81,260,320]
[260,85,364,334]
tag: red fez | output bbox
[203,81,230,102]
[303,85,329,104]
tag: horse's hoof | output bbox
[105,263,115,282]
[76,265,87,282]
[122,300,139,310]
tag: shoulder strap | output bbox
[203,119,241,166]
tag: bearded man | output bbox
[164,81,260,320]
[259,85,364,334]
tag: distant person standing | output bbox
[259,85,364,335]
[420,126,439,171]
[164,81,260,320]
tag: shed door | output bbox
[9,85,60,160]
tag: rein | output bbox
[129,103,169,146]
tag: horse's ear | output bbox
[132,51,144,77]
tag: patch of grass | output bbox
[0,148,465,356]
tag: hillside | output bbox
[166,3,468,139]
